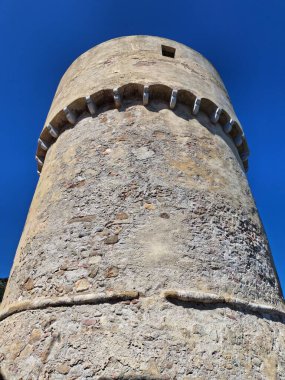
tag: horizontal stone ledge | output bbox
[162,289,285,320]
[36,83,249,174]
[1,289,285,323]
[0,291,139,322]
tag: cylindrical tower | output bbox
[0,36,284,379]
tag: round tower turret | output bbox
[0,36,284,379]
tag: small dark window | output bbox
[161,45,176,58]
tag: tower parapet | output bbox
[35,36,249,174]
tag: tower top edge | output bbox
[45,35,238,124]
[72,35,213,67]
[65,35,221,86]
[38,36,248,170]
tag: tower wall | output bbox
[0,36,284,379]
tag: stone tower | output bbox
[0,36,284,379]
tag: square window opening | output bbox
[161,45,176,58]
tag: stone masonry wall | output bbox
[0,299,285,379]
[2,104,282,308]
[1,103,284,379]
[0,36,284,379]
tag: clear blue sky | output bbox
[0,0,284,291]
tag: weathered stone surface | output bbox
[43,36,241,130]
[115,212,128,220]
[0,299,284,379]
[23,277,34,291]
[3,105,281,307]
[0,36,284,379]
[104,234,119,245]
[75,278,90,292]
[56,363,70,375]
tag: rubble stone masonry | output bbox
[0,36,284,379]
